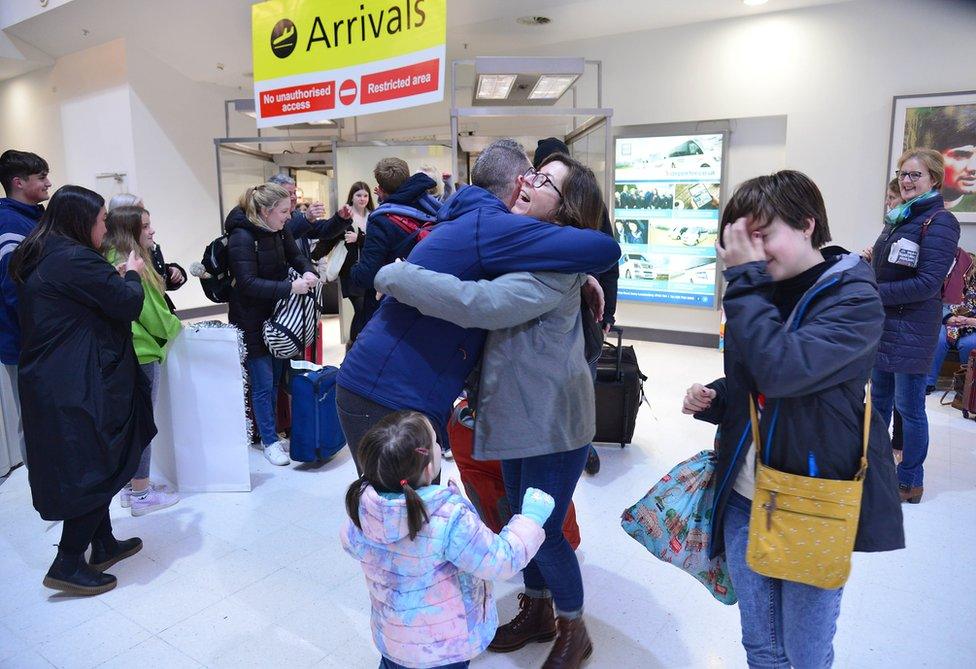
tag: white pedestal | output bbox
[151,325,251,492]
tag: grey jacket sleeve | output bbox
[374,261,583,330]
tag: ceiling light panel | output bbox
[476,74,517,100]
[528,75,578,100]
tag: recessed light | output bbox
[743,0,769,6]
[516,16,551,26]
[476,74,517,100]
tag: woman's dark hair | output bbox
[9,185,104,283]
[720,170,831,248]
[537,153,602,230]
[345,411,435,541]
[345,181,375,212]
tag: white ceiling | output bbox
[1,0,853,89]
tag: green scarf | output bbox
[884,189,939,227]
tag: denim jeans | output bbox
[246,355,285,446]
[335,386,444,482]
[500,444,590,614]
[723,491,844,669]
[871,369,929,487]
[378,658,468,669]
[134,362,160,479]
[926,327,976,387]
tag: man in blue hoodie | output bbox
[336,139,621,472]
[346,157,442,339]
[0,150,51,472]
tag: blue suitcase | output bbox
[289,365,346,462]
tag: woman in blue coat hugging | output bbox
[869,148,961,503]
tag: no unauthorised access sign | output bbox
[251,0,446,128]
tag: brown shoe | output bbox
[899,485,923,504]
[487,593,556,653]
[542,616,593,668]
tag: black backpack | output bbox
[199,234,233,303]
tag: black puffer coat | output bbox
[696,250,905,559]
[225,208,314,357]
[17,236,156,520]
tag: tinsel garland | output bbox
[189,320,254,445]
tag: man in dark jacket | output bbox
[347,157,441,337]
[532,138,620,475]
[684,171,903,669]
[0,150,51,473]
[336,139,620,474]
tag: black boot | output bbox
[90,537,143,571]
[584,448,601,476]
[44,550,117,596]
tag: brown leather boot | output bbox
[487,593,556,652]
[899,484,923,504]
[542,616,593,669]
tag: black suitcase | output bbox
[594,326,647,447]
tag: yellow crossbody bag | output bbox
[745,384,871,590]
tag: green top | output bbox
[106,249,182,364]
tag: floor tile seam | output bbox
[33,609,153,669]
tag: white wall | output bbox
[519,0,976,334]
[126,45,240,310]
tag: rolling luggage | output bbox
[288,363,346,462]
[963,350,976,420]
[594,326,648,447]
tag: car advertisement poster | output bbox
[613,133,724,308]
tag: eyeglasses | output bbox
[522,169,562,198]
[895,170,926,183]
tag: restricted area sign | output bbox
[251,0,446,127]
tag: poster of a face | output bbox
[614,133,725,308]
[889,91,976,223]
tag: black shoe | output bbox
[925,385,936,396]
[44,551,117,596]
[90,537,143,571]
[584,448,601,476]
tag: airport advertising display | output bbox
[614,133,725,308]
[251,0,446,128]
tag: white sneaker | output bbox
[264,440,290,466]
[121,482,172,509]
[130,489,180,517]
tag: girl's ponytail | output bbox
[401,479,430,541]
[345,475,368,530]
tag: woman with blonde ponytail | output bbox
[103,205,181,516]
[226,183,317,466]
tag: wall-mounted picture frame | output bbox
[888,90,976,224]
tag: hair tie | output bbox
[415,447,429,456]
[400,479,408,488]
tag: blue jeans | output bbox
[500,444,590,614]
[871,369,928,487]
[134,362,160,479]
[927,327,976,386]
[723,491,844,669]
[379,658,468,669]
[246,355,285,446]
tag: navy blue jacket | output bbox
[870,193,960,374]
[0,198,44,365]
[697,251,904,559]
[337,185,621,428]
[348,173,440,323]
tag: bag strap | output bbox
[747,381,872,481]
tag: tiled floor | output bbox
[1,331,975,668]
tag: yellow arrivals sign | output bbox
[251,0,446,127]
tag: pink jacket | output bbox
[340,482,544,668]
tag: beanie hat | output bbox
[533,137,570,169]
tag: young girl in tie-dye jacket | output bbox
[341,411,554,669]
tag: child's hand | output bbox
[521,487,555,527]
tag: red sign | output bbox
[259,81,335,118]
[339,79,358,106]
[360,59,440,104]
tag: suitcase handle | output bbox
[609,325,624,381]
